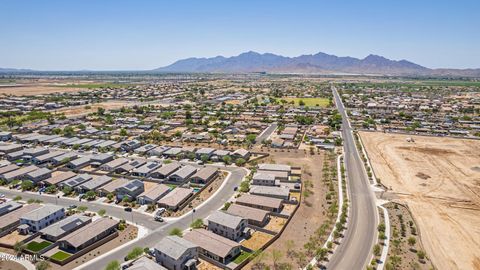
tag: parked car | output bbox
[154,216,163,222]
[156,208,166,216]
[67,205,77,210]
[124,207,132,212]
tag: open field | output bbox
[0,85,88,96]
[282,97,329,107]
[360,132,480,270]
[54,101,131,116]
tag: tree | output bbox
[299,99,306,106]
[14,241,25,255]
[222,155,232,165]
[274,238,291,257]
[417,250,426,261]
[126,247,144,260]
[106,193,114,201]
[45,185,57,194]
[271,249,283,268]
[190,218,204,229]
[407,236,416,249]
[35,261,50,270]
[105,260,120,270]
[62,186,73,195]
[390,255,402,269]
[200,154,209,163]
[98,209,106,217]
[97,107,106,116]
[84,190,96,200]
[239,180,250,192]
[315,247,328,261]
[235,158,246,166]
[373,244,381,257]
[169,227,183,237]
[246,134,257,144]
[21,180,34,191]
[223,202,232,210]
[122,196,131,203]
[120,128,128,137]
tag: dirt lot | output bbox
[0,85,87,96]
[263,216,287,233]
[384,202,434,270]
[55,101,130,116]
[241,231,274,251]
[244,150,330,269]
[360,132,480,270]
[0,260,27,270]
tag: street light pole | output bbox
[191,208,196,226]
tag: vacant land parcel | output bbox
[360,132,480,270]
[282,97,329,107]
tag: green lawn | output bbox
[166,184,178,190]
[50,251,72,261]
[26,241,52,252]
[233,251,252,264]
[282,97,330,107]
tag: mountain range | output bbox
[155,51,480,77]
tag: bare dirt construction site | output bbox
[0,85,87,96]
[360,132,480,270]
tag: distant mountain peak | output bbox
[155,51,433,75]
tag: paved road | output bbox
[0,188,161,230]
[327,86,378,269]
[255,122,277,145]
[79,166,247,270]
[0,165,247,270]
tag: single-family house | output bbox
[115,179,145,201]
[184,229,241,264]
[207,210,248,241]
[137,184,170,205]
[40,215,91,242]
[154,236,198,270]
[58,218,119,253]
[189,167,219,184]
[235,194,283,213]
[226,204,269,227]
[19,205,65,233]
[157,187,193,211]
[168,165,197,183]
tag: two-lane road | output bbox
[327,86,378,269]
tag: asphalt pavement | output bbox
[326,86,378,270]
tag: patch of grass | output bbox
[166,184,177,189]
[233,251,252,264]
[50,250,72,261]
[26,241,52,252]
[282,97,329,107]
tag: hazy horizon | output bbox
[2,0,479,70]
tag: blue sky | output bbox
[1,0,479,70]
